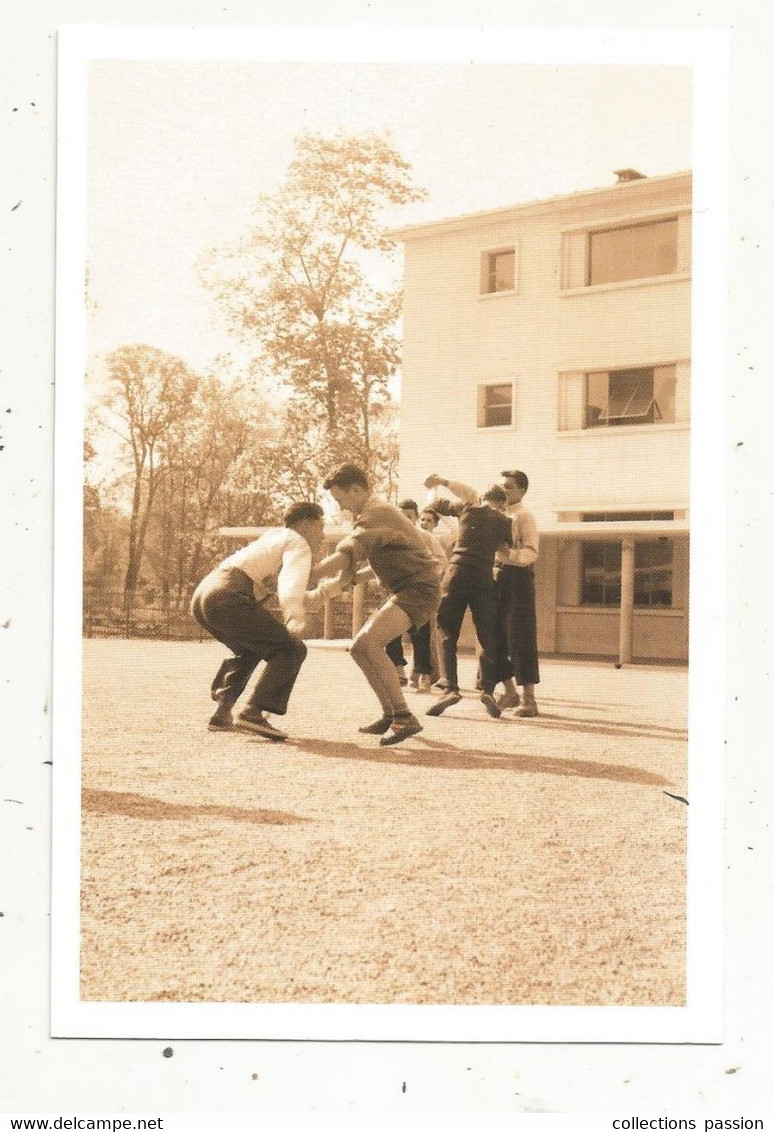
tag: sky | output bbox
[87,60,692,374]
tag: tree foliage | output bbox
[202,131,424,469]
[97,345,199,609]
[87,347,312,609]
[145,375,252,608]
[84,134,422,617]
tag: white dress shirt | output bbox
[497,502,540,568]
[220,527,312,625]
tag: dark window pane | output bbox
[485,405,512,426]
[584,581,604,604]
[582,511,675,522]
[583,543,605,567]
[485,384,512,407]
[588,218,679,285]
[607,368,654,425]
[583,367,675,429]
[487,250,515,292]
[635,539,673,568]
[481,384,512,427]
[634,540,673,607]
[582,541,622,606]
[583,539,673,608]
[650,571,673,606]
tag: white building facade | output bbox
[395,171,692,663]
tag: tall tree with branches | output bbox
[98,345,199,614]
[146,376,254,608]
[202,131,425,473]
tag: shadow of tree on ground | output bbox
[82,788,310,826]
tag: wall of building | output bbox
[398,175,692,664]
[398,178,691,528]
[553,608,688,662]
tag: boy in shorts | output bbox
[319,464,441,746]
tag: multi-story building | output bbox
[394,169,692,663]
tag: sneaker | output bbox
[425,691,462,717]
[379,715,423,746]
[495,689,521,709]
[235,711,288,741]
[480,692,502,719]
[417,675,433,693]
[210,658,232,702]
[207,710,234,732]
[358,715,393,735]
[514,703,539,718]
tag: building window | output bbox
[559,363,688,432]
[581,511,675,522]
[584,365,676,428]
[587,217,679,285]
[561,211,690,291]
[481,248,516,294]
[581,539,674,608]
[477,383,513,428]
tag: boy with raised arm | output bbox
[423,474,514,718]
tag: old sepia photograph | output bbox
[51,26,726,1040]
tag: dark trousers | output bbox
[408,621,433,676]
[190,567,307,716]
[386,635,407,668]
[387,622,435,678]
[494,565,540,686]
[437,562,499,693]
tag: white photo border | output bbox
[52,23,728,1041]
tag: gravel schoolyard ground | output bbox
[80,638,688,1006]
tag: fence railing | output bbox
[83,590,205,640]
[83,586,379,641]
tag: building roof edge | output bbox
[391,170,693,241]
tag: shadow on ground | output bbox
[82,788,310,826]
[454,711,687,742]
[293,736,669,785]
[434,696,686,741]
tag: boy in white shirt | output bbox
[191,501,337,740]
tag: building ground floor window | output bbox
[542,530,688,662]
[581,538,674,608]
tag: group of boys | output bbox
[190,462,540,747]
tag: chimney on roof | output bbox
[614,168,646,183]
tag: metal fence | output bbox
[83,589,204,640]
[82,587,375,641]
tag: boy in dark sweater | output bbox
[423,475,513,718]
